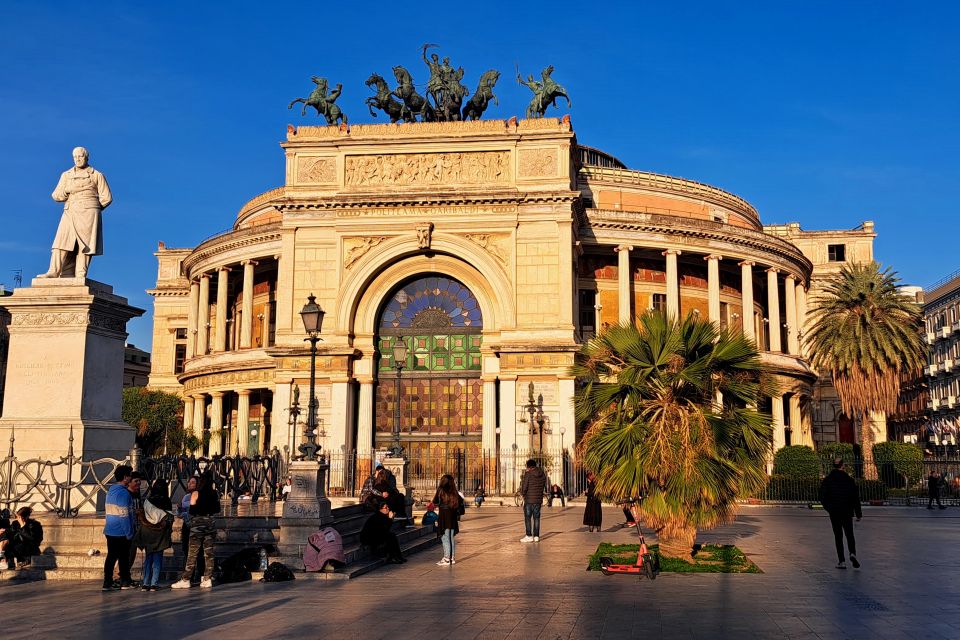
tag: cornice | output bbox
[579,166,759,225]
[582,209,813,281]
[182,223,282,275]
[274,190,579,213]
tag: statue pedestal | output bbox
[0,278,143,460]
[278,458,333,569]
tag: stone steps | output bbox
[1,505,436,583]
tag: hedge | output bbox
[872,441,924,487]
[773,445,821,480]
[754,476,887,502]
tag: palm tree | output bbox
[573,312,772,559]
[805,262,924,460]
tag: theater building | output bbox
[147,118,871,465]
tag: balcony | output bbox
[948,395,957,409]
[926,363,940,377]
[945,359,955,373]
[942,326,952,339]
[927,332,938,345]
[928,398,940,410]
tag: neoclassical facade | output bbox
[149,118,868,461]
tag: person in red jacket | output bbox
[819,458,862,569]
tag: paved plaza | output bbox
[3,505,958,639]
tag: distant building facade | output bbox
[922,272,960,452]
[123,343,151,388]
[147,118,877,463]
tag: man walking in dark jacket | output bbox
[819,458,862,569]
[519,459,548,543]
[928,471,947,510]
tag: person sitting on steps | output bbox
[359,502,406,564]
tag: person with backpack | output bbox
[102,465,137,591]
[519,459,548,543]
[133,479,175,591]
[819,458,862,569]
[432,474,464,566]
[171,470,221,589]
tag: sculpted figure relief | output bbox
[517,65,571,119]
[345,151,508,187]
[39,147,112,279]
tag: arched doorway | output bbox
[374,275,484,470]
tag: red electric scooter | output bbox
[599,498,660,580]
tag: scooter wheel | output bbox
[643,555,656,580]
[599,556,614,576]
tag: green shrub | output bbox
[756,476,821,501]
[872,441,923,487]
[773,445,821,479]
[856,479,888,501]
[818,443,857,473]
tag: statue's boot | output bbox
[76,253,91,279]
[37,249,67,278]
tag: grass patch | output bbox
[587,543,761,574]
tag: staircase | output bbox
[0,504,436,584]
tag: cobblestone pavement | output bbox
[4,505,959,639]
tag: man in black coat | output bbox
[928,471,947,510]
[819,458,862,569]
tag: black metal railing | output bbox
[139,450,286,506]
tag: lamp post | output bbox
[298,294,325,461]
[390,337,409,458]
[526,381,546,453]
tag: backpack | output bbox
[260,561,295,582]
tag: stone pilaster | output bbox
[615,245,632,324]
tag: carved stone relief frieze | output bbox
[10,311,127,332]
[343,236,387,269]
[518,148,558,178]
[297,157,337,184]
[464,233,509,267]
[183,368,274,392]
[345,151,509,187]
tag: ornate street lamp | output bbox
[527,381,546,453]
[390,337,409,457]
[299,294,325,461]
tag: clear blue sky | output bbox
[2,2,957,350]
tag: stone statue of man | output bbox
[39,147,112,279]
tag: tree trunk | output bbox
[860,411,886,480]
[656,523,698,559]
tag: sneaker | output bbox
[520,535,534,543]
[170,579,191,590]
[533,536,540,542]
[119,582,135,590]
[101,585,117,592]
[140,585,150,592]
[836,561,846,569]
[199,578,213,588]
[436,558,451,566]
[449,558,456,565]
[850,555,860,569]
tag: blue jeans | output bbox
[440,529,456,560]
[142,551,163,587]
[523,503,542,537]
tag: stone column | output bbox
[183,395,195,439]
[498,377,518,453]
[594,303,603,334]
[482,378,498,453]
[705,254,722,324]
[739,261,755,341]
[240,260,256,349]
[192,394,206,447]
[262,300,272,348]
[766,268,782,352]
[356,380,374,456]
[236,389,251,455]
[795,283,808,357]
[209,391,224,456]
[215,267,230,352]
[330,380,353,455]
[664,249,681,320]
[197,274,211,355]
[615,245,633,324]
[784,274,799,355]
[789,394,802,447]
[558,378,575,451]
[771,394,786,452]
[186,280,199,358]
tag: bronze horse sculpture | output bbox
[365,73,407,123]
[462,69,500,121]
[517,65,571,119]
[392,66,435,122]
[288,76,348,125]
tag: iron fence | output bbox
[322,448,580,500]
[0,425,285,517]
[752,458,960,506]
